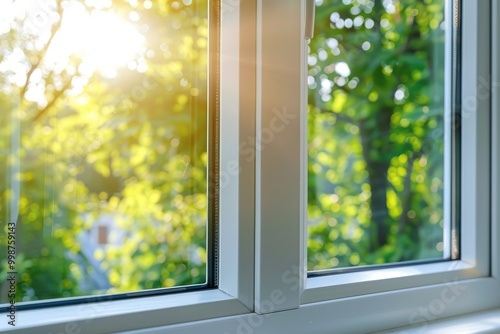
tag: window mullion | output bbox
[254,0,306,314]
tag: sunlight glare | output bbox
[53,3,145,75]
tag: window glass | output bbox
[0,0,208,303]
[307,0,447,270]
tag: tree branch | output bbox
[21,0,64,100]
[31,78,73,121]
[317,106,358,124]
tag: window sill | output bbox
[0,289,250,334]
[119,277,500,333]
[376,307,500,333]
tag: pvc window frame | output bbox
[3,0,500,333]
[251,0,500,330]
[0,0,256,333]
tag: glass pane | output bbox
[1,0,208,303]
[308,0,447,270]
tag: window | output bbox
[1,0,499,333]
[97,226,108,245]
[0,0,212,306]
[307,0,452,271]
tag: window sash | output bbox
[255,0,493,313]
[2,0,499,333]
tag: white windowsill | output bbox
[375,308,500,333]
[0,289,250,334]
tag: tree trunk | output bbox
[359,108,393,251]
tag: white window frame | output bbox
[3,0,500,333]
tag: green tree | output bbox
[1,0,208,302]
[308,0,445,269]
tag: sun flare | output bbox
[52,3,145,74]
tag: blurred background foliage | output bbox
[307,0,446,270]
[1,0,208,302]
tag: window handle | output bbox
[305,0,315,40]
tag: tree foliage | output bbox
[1,0,208,302]
[307,0,445,269]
